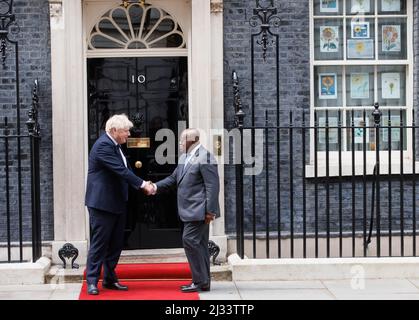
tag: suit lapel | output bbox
[178,147,200,184]
[177,154,187,183]
[103,133,129,168]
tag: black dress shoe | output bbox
[180,282,193,290]
[102,282,128,291]
[87,284,99,295]
[181,282,210,293]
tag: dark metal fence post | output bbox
[4,117,11,262]
[413,110,416,256]
[289,111,294,258]
[26,80,42,262]
[233,71,245,259]
[265,111,270,258]
[372,102,382,257]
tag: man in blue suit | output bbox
[84,114,154,295]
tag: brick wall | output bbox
[0,0,53,242]
[224,0,310,233]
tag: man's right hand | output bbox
[205,213,215,224]
[143,181,157,195]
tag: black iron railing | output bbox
[233,72,418,259]
[0,0,42,263]
[0,81,41,263]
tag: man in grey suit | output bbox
[148,128,220,292]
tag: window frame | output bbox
[308,0,414,174]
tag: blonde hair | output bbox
[105,114,133,133]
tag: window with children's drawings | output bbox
[311,0,412,152]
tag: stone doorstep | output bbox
[45,263,232,284]
[46,248,231,284]
[46,265,85,284]
[211,264,233,281]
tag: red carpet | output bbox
[78,263,199,300]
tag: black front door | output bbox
[87,57,188,249]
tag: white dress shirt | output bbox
[106,132,127,167]
[106,132,145,189]
[184,143,201,169]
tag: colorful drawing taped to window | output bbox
[381,72,400,99]
[350,73,369,99]
[320,26,339,52]
[381,0,401,12]
[382,25,401,52]
[354,117,369,144]
[319,73,337,99]
[347,39,374,59]
[351,0,370,13]
[351,22,370,38]
[320,0,339,12]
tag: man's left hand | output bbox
[205,213,215,224]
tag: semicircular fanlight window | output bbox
[88,3,186,50]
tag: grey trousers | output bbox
[182,221,210,285]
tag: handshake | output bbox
[142,181,157,196]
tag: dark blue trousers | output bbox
[86,207,126,285]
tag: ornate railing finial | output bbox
[26,79,40,136]
[233,71,245,128]
[372,102,381,127]
[249,0,280,62]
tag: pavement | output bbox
[200,279,419,300]
[1,278,419,300]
